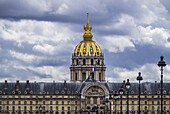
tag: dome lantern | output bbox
[83,11,93,41]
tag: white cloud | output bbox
[102,36,135,53]
[132,25,170,47]
[28,66,69,82]
[9,50,43,63]
[0,20,76,45]
[33,44,55,55]
[107,63,170,82]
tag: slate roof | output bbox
[0,81,170,95]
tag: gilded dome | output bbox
[74,40,102,56]
[73,12,102,57]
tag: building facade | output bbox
[0,12,170,114]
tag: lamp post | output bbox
[158,56,166,114]
[125,79,131,114]
[136,72,143,114]
[106,98,109,114]
[39,105,42,114]
[114,91,118,114]
[103,102,105,114]
[119,86,124,114]
[109,95,113,114]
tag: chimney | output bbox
[123,80,126,89]
[64,80,67,89]
[16,80,19,91]
[26,80,29,90]
[5,80,7,89]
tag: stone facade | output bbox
[0,81,170,114]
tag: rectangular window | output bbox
[68,106,70,111]
[100,97,103,104]
[68,101,70,105]
[93,97,97,104]
[164,101,166,105]
[62,101,64,105]
[99,73,101,81]
[56,101,58,105]
[50,101,52,105]
[87,97,90,104]
[82,73,86,81]
[152,101,154,105]
[50,106,53,111]
[56,106,58,111]
[30,101,32,105]
[30,106,32,111]
[7,101,9,105]
[132,101,134,105]
[132,106,134,111]
[18,106,21,111]
[36,101,38,105]
[62,106,64,111]
[7,106,9,111]
[18,101,21,105]
[43,101,45,105]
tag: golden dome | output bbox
[74,40,102,56]
[74,12,102,57]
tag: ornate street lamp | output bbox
[114,91,118,114]
[136,72,143,114]
[119,86,124,114]
[109,94,113,114]
[158,56,166,114]
[106,98,109,114]
[125,79,131,114]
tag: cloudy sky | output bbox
[0,0,170,83]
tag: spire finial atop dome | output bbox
[83,11,93,40]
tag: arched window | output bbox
[91,59,93,65]
[83,59,86,65]
[82,73,86,81]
